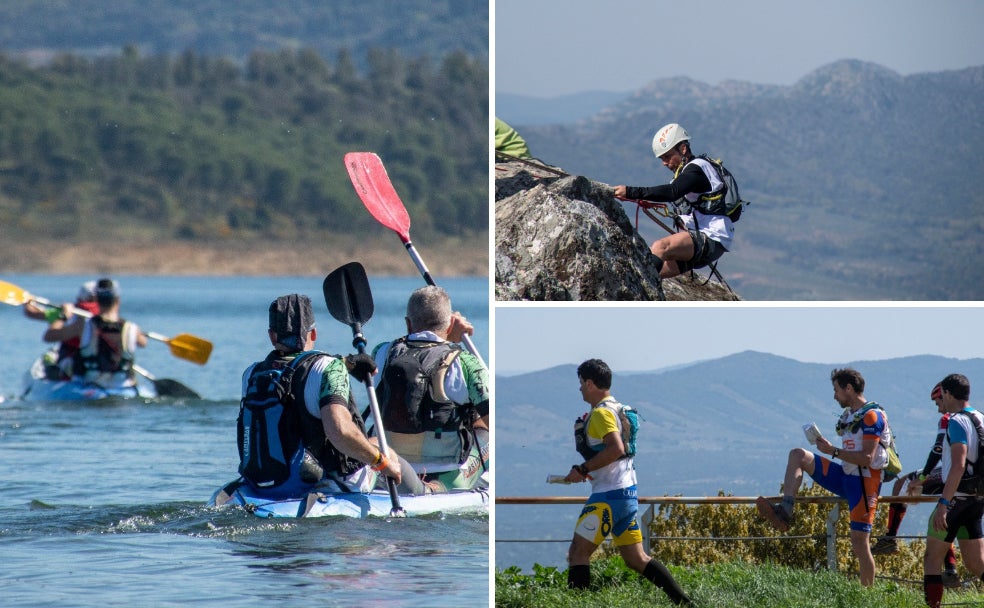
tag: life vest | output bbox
[57,300,102,364]
[377,337,465,434]
[574,398,639,461]
[674,155,746,222]
[73,315,137,381]
[237,351,365,491]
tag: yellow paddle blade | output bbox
[0,280,30,306]
[167,333,213,365]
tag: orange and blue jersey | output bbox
[811,403,890,533]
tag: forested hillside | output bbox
[0,1,488,66]
[0,2,488,256]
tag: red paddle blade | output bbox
[344,152,412,242]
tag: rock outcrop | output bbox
[495,157,739,301]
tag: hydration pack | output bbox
[691,155,749,222]
[951,410,984,495]
[73,316,135,378]
[837,402,903,481]
[237,351,322,489]
[378,338,464,434]
[574,400,639,461]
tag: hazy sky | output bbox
[494,305,984,374]
[494,0,984,97]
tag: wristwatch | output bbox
[573,463,590,476]
[832,448,840,459]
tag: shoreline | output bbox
[0,235,489,278]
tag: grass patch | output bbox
[495,557,984,607]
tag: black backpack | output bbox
[694,155,749,222]
[237,351,321,489]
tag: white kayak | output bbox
[19,351,200,401]
[209,478,489,519]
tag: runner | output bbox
[564,358,692,605]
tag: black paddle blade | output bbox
[323,262,375,326]
[153,378,201,399]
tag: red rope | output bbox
[616,196,673,233]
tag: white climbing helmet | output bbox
[651,123,690,159]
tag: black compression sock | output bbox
[567,564,590,590]
[643,559,692,605]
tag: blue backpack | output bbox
[237,351,321,488]
[574,400,639,460]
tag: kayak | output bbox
[20,352,157,402]
[209,478,489,519]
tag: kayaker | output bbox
[372,285,490,492]
[43,278,147,389]
[237,294,426,501]
[23,280,100,380]
[564,358,692,605]
[613,123,737,279]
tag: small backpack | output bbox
[695,154,749,222]
[952,411,984,495]
[574,400,639,460]
[237,351,320,488]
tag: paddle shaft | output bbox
[17,293,211,364]
[403,239,486,368]
[351,327,404,515]
[323,262,404,516]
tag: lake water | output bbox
[0,274,489,607]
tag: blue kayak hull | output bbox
[209,479,489,519]
[21,355,157,402]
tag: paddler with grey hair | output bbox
[371,285,490,493]
[234,293,427,500]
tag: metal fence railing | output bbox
[496,494,939,572]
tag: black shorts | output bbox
[932,497,984,543]
[676,230,727,273]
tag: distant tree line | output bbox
[0,45,488,242]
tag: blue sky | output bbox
[494,0,984,97]
[494,305,984,374]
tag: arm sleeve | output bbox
[922,429,946,476]
[458,352,490,417]
[318,356,352,411]
[624,164,711,202]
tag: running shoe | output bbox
[871,536,899,555]
[756,496,791,532]
[942,568,961,588]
